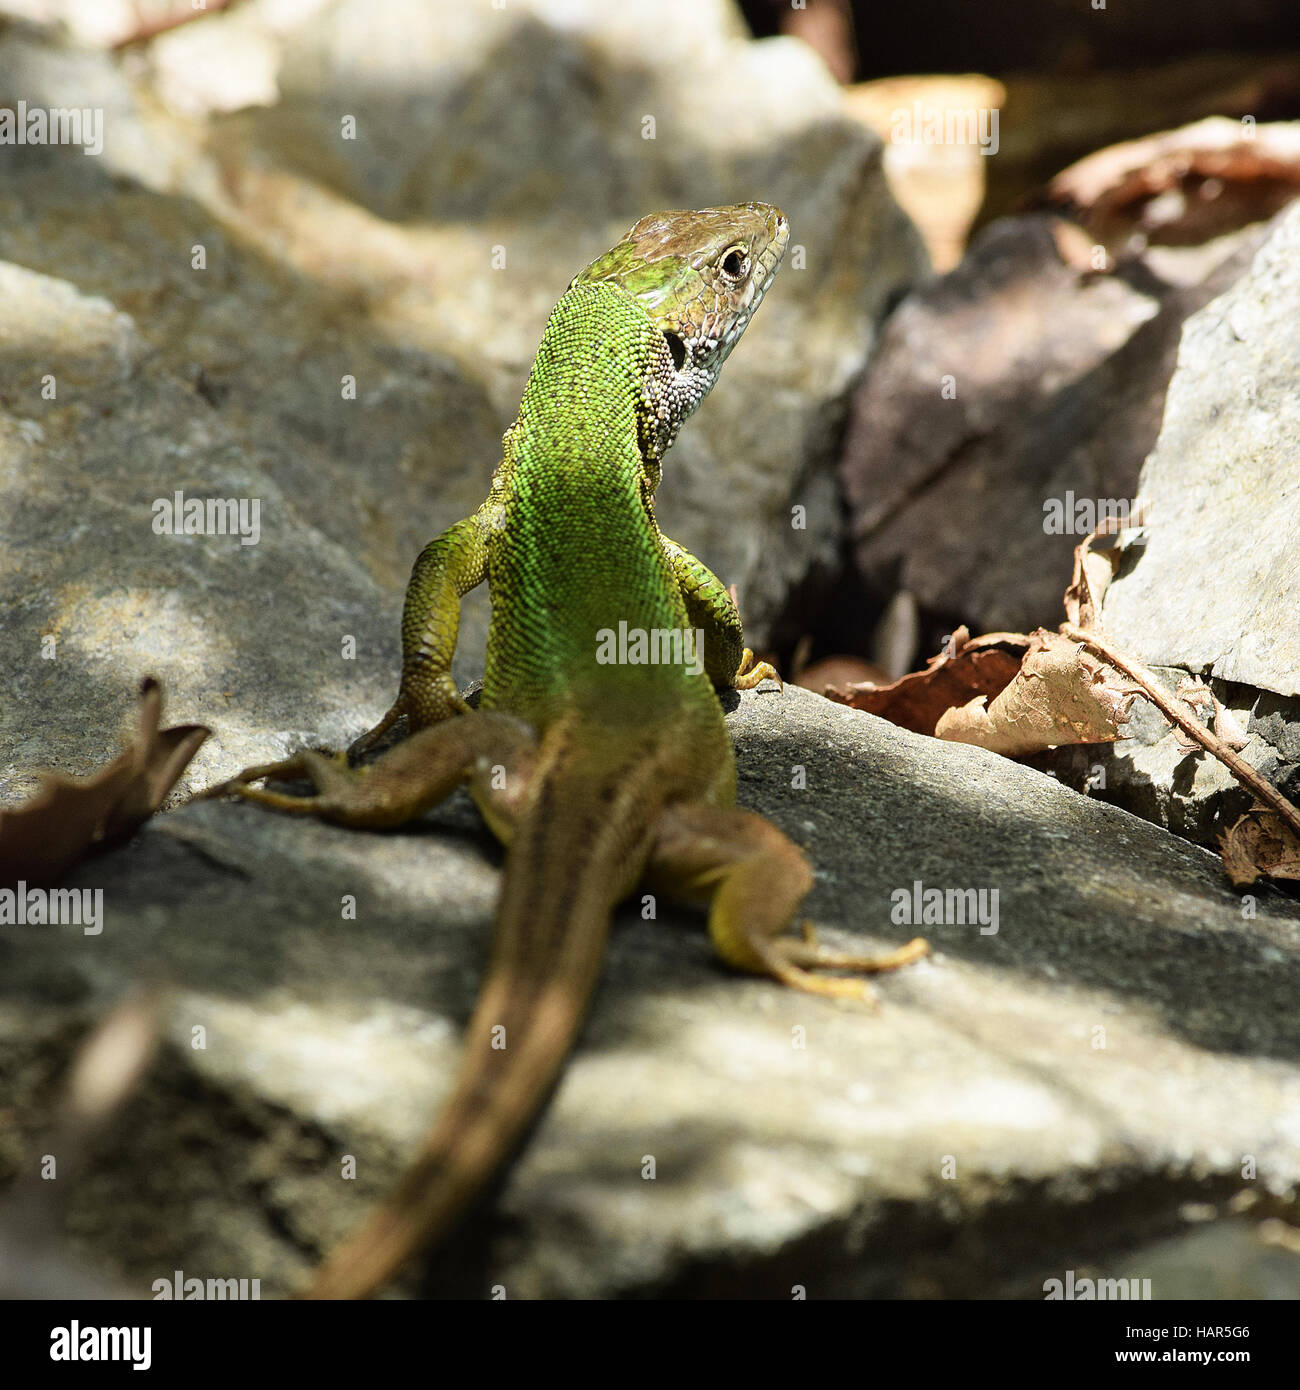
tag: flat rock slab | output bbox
[1044,200,1300,842]
[0,1,925,806]
[3,686,1298,1297]
[1103,199,1300,699]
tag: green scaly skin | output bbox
[214,203,927,1298]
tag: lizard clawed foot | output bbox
[347,706,403,762]
[734,647,782,692]
[203,717,515,830]
[202,750,355,815]
[348,683,474,762]
[763,925,929,1002]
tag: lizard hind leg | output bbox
[209,712,537,833]
[647,802,928,1001]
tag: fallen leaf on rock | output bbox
[1063,525,1126,629]
[1175,677,1251,754]
[827,627,1029,736]
[0,678,208,887]
[830,517,1300,882]
[1220,807,1300,887]
[844,74,1006,270]
[1048,116,1300,249]
[934,630,1140,755]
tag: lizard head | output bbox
[571,202,789,452]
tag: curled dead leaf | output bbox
[1062,526,1128,630]
[0,677,208,887]
[934,630,1139,756]
[1175,676,1251,753]
[1220,807,1300,888]
[827,626,1029,736]
[1048,116,1300,246]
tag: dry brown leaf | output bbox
[1062,527,1127,630]
[1173,678,1216,753]
[1175,677,1251,753]
[1048,116,1300,246]
[1212,704,1252,752]
[827,626,1029,736]
[934,630,1139,755]
[0,677,209,887]
[1220,807,1300,888]
[843,74,1007,271]
[832,526,1300,884]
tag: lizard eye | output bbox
[719,246,749,280]
[664,331,687,371]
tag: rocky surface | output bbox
[1100,201,1300,699]
[841,206,1283,638]
[0,0,926,811]
[3,685,1300,1297]
[4,0,1299,1303]
[842,181,1300,845]
[1044,201,1300,842]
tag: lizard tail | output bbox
[305,740,653,1299]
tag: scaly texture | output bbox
[214,203,927,1298]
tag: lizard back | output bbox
[481,280,728,750]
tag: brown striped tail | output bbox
[305,752,647,1299]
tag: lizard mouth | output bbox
[728,212,789,335]
[752,214,789,305]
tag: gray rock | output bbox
[1046,202,1300,842]
[0,169,498,803]
[4,0,1296,1304]
[1102,201,1300,698]
[0,0,924,800]
[4,686,1298,1297]
[842,210,1274,637]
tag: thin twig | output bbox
[1060,622,1300,841]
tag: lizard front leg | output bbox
[647,802,928,1000]
[350,492,503,759]
[209,711,536,833]
[659,535,780,691]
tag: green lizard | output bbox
[214,203,927,1299]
